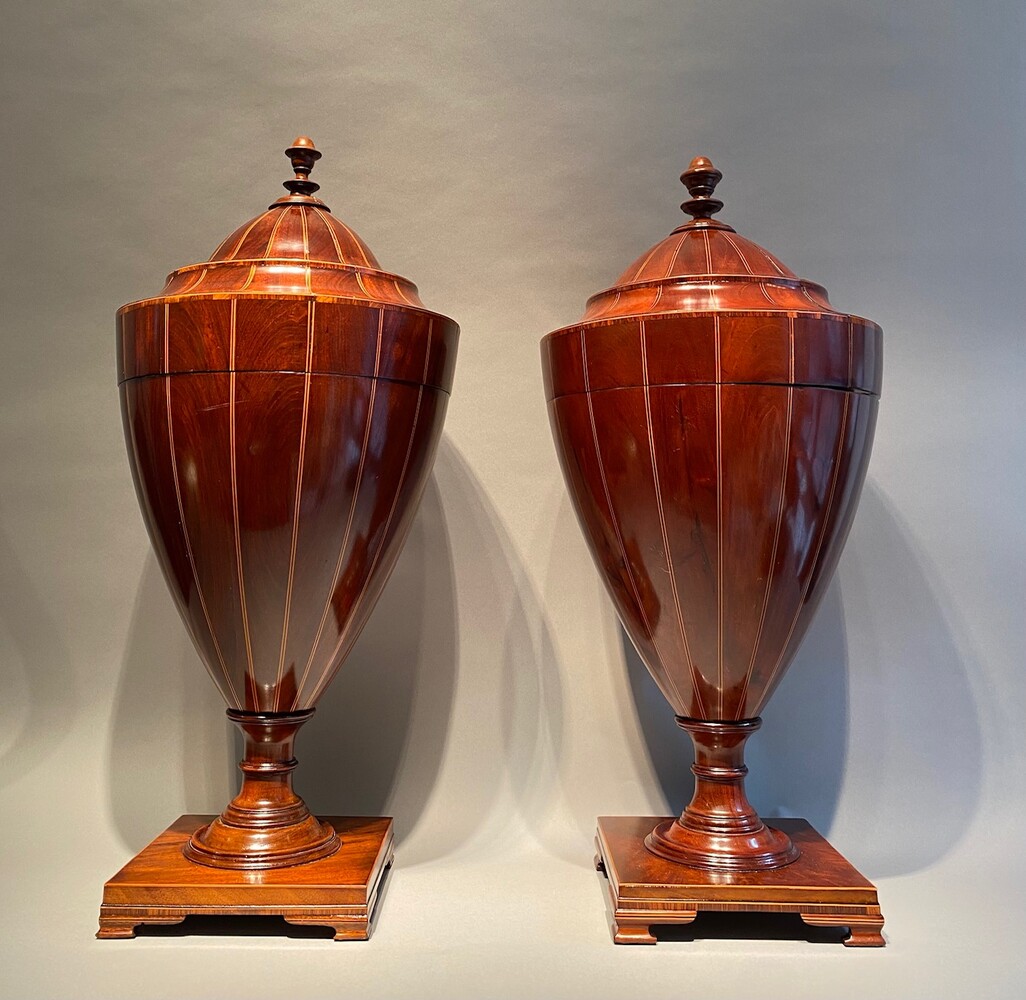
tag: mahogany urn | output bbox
[117,138,458,869]
[542,158,881,871]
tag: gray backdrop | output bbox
[1,1,1023,997]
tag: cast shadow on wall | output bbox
[0,513,77,788]
[623,480,983,878]
[107,469,458,858]
[298,472,457,854]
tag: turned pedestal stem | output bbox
[645,718,799,871]
[184,709,339,870]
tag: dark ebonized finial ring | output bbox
[681,156,723,221]
[283,136,322,197]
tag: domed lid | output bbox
[128,137,424,308]
[582,157,841,321]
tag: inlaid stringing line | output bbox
[273,299,315,712]
[239,264,257,291]
[300,208,313,294]
[580,328,688,712]
[703,230,718,310]
[800,284,822,308]
[163,305,240,706]
[761,391,852,700]
[355,272,372,299]
[848,320,854,387]
[262,207,291,260]
[179,267,209,295]
[720,232,755,275]
[209,229,239,260]
[640,319,707,717]
[597,290,621,319]
[664,228,694,278]
[392,279,415,306]
[229,299,258,707]
[313,208,346,262]
[224,213,267,261]
[305,320,432,707]
[764,250,789,277]
[734,316,795,718]
[328,213,373,268]
[291,308,385,709]
[715,314,723,717]
[299,206,310,259]
[791,317,797,385]
[629,239,667,283]
[421,317,433,383]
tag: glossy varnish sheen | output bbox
[114,137,458,874]
[546,320,878,721]
[120,299,453,714]
[542,157,881,878]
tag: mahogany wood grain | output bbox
[98,815,393,941]
[112,137,458,874]
[596,816,885,947]
[542,158,882,879]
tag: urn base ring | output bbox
[645,717,800,872]
[180,708,340,871]
[183,815,341,871]
[644,817,799,871]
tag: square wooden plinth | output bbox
[595,816,884,947]
[98,815,394,941]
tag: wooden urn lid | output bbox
[117,137,457,394]
[543,157,881,401]
[138,136,424,306]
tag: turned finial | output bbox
[681,156,723,221]
[283,136,322,197]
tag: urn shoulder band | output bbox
[542,157,881,400]
[118,138,457,393]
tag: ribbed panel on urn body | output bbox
[120,298,452,714]
[548,354,878,720]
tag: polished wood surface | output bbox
[98,815,393,941]
[542,158,881,876]
[113,137,457,873]
[645,718,798,870]
[184,710,339,869]
[596,816,884,947]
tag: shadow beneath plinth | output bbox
[135,916,334,939]
[645,911,848,945]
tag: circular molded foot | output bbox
[645,818,799,871]
[183,815,340,870]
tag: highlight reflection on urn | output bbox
[543,158,885,944]
[100,138,457,940]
